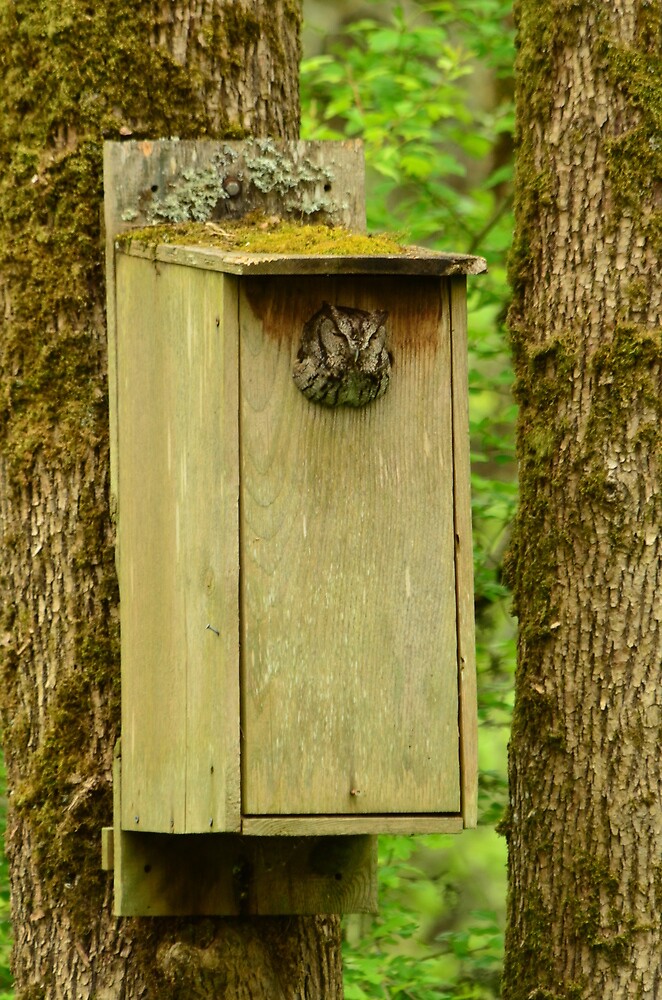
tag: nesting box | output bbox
[107,232,484,912]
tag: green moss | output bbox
[601,9,662,226]
[524,989,584,1000]
[591,325,662,413]
[503,889,555,991]
[5,603,119,933]
[502,333,576,648]
[507,320,662,707]
[568,852,651,967]
[119,215,407,256]
[512,0,584,118]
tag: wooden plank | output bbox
[103,138,365,236]
[113,748,123,912]
[113,831,377,916]
[115,258,240,833]
[103,148,122,515]
[242,817,464,836]
[121,240,488,277]
[239,275,461,817]
[449,277,479,828]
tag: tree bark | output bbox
[0,1,344,996]
[503,1,662,997]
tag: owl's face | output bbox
[294,301,391,408]
[318,304,388,366]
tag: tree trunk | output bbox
[503,1,662,997]
[0,1,344,996]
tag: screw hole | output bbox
[324,182,332,192]
[151,184,158,192]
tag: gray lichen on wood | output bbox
[114,139,359,229]
[129,147,240,223]
[243,138,336,216]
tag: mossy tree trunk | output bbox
[0,2,344,997]
[503,1,662,997]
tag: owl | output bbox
[292,302,391,408]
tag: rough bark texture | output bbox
[503,1,662,998]
[0,1,344,997]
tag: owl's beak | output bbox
[352,346,359,363]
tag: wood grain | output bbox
[115,256,240,833]
[449,277,479,828]
[239,275,461,817]
[122,239,488,277]
[242,816,464,836]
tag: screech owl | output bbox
[292,302,391,408]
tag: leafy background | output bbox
[0,0,516,994]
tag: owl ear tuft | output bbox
[325,303,344,327]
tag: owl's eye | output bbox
[319,318,354,358]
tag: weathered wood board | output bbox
[103,139,366,236]
[115,256,241,834]
[449,277,479,828]
[120,239,488,277]
[241,816,464,836]
[238,274,460,816]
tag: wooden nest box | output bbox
[103,140,485,917]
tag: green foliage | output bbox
[302,0,517,996]
[301,0,514,250]
[343,836,505,999]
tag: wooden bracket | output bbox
[110,828,377,917]
[106,752,377,916]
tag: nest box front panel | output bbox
[238,275,461,817]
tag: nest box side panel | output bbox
[116,255,240,833]
[239,274,460,818]
[449,277,478,827]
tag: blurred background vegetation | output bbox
[0,0,515,995]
